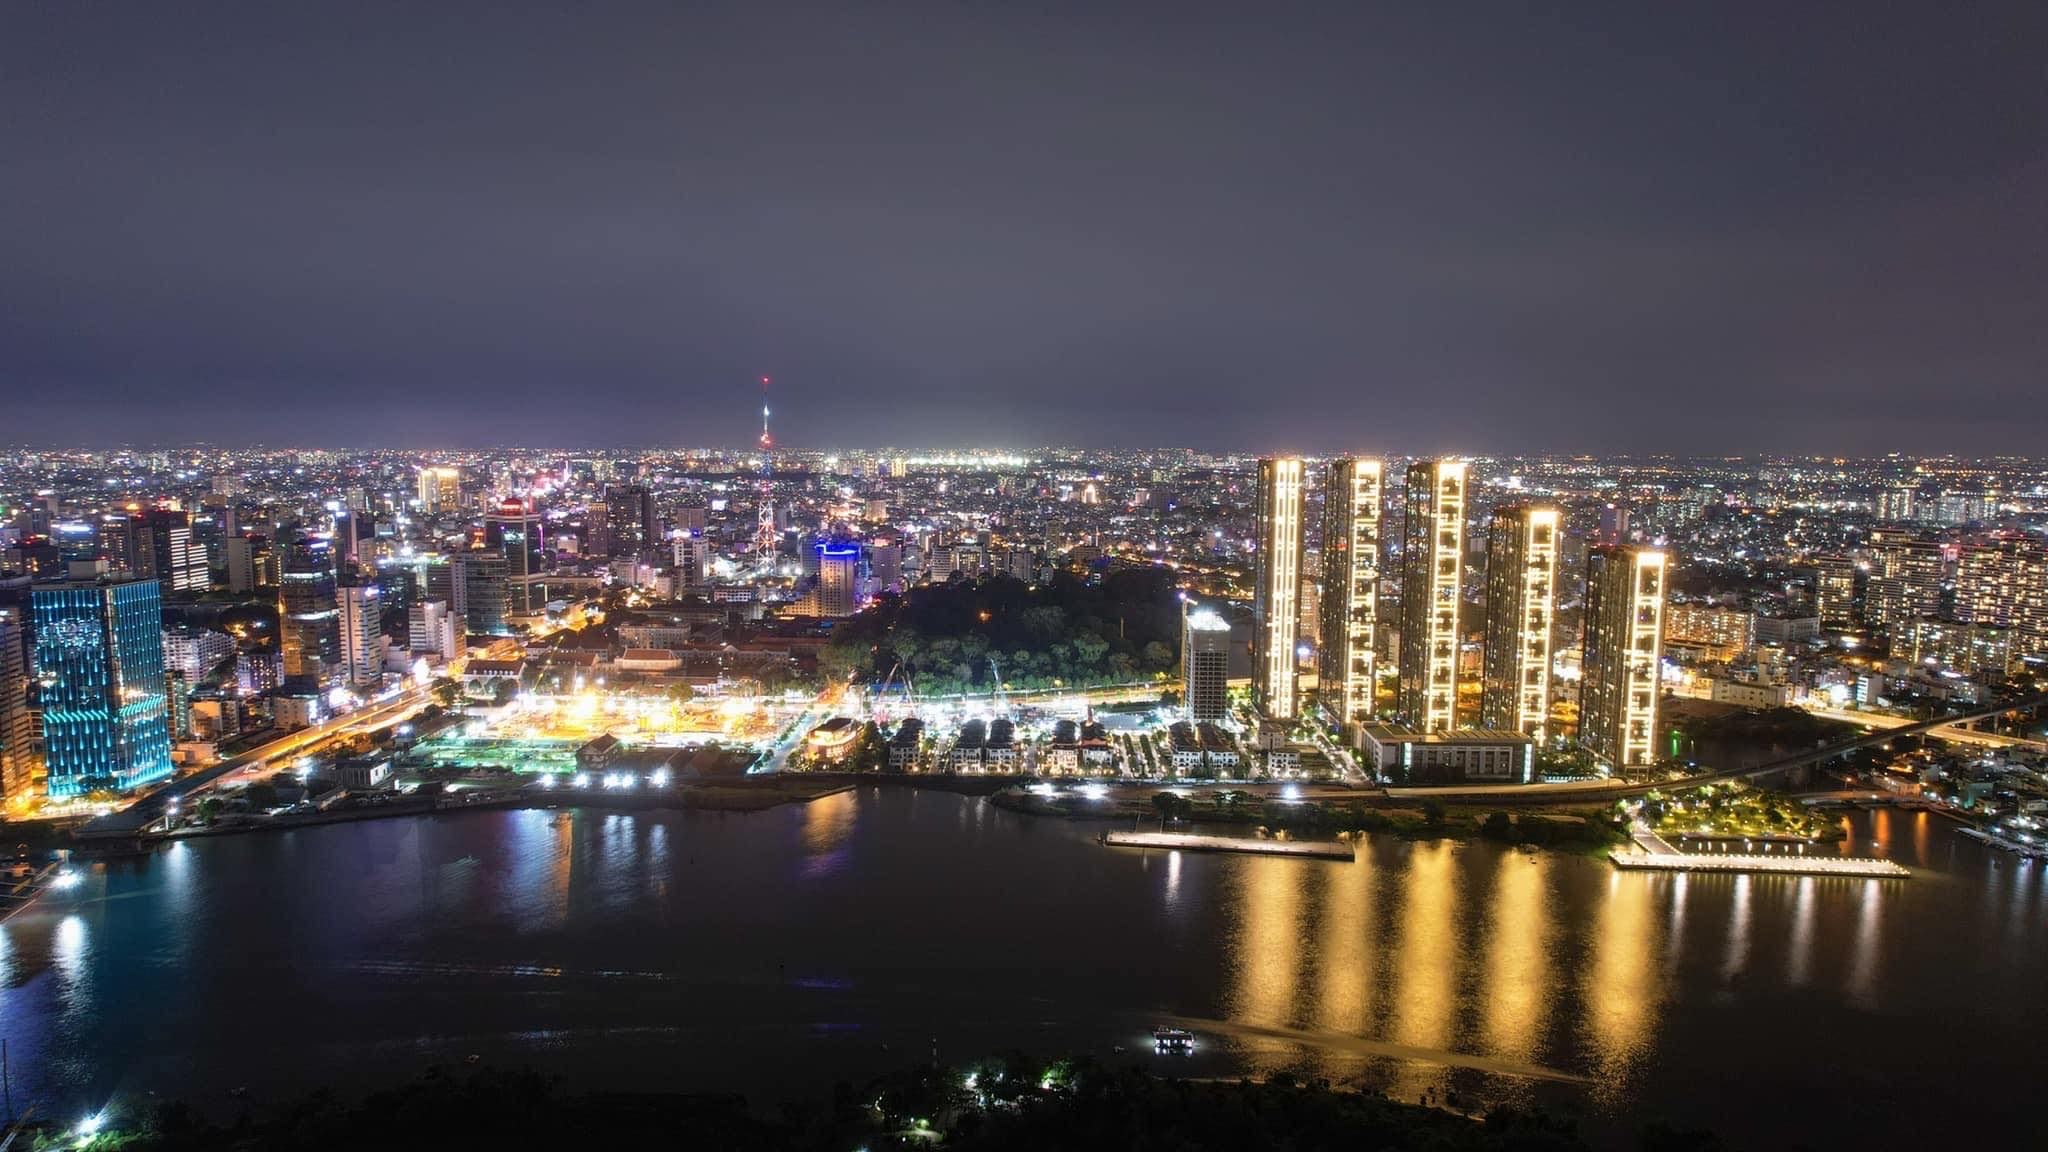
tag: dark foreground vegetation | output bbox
[58,1058,1723,1152]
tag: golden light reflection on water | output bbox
[1583,871,1662,1100]
[802,790,857,854]
[1313,855,1374,1037]
[1229,856,1302,1044]
[1481,852,1551,1067]
[1388,841,1458,1099]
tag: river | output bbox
[1,791,2041,1149]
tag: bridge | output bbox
[1615,692,2048,797]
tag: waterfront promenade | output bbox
[1613,819,1909,878]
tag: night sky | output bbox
[3,2,2043,453]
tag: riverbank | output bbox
[989,785,1628,852]
[140,776,860,844]
[54,1058,1618,1151]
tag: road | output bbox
[80,682,434,837]
[1798,704,2047,750]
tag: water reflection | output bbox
[1481,852,1550,1067]
[1846,880,1882,1007]
[802,791,858,878]
[1388,842,1457,1099]
[1721,876,1752,981]
[1584,872,1661,1099]
[1787,878,1815,986]
[1313,855,1373,1037]
[1228,856,1302,1046]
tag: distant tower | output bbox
[755,376,778,561]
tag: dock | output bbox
[1608,849,1910,878]
[1103,831,1354,860]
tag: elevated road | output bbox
[78,683,432,838]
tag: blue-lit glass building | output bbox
[31,578,173,797]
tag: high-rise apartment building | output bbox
[417,467,463,514]
[137,506,209,593]
[1954,540,2047,657]
[408,599,464,660]
[1866,529,1947,638]
[31,578,174,797]
[1182,605,1231,723]
[162,625,236,683]
[1810,556,1857,631]
[1252,458,1305,720]
[1481,504,1560,740]
[1580,545,1667,769]
[337,583,384,687]
[1396,460,1467,733]
[1317,458,1381,729]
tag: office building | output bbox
[31,578,173,797]
[486,498,546,616]
[1359,724,1534,786]
[337,583,384,687]
[815,542,860,617]
[138,506,209,593]
[1396,460,1467,733]
[0,606,35,803]
[1182,605,1231,722]
[1252,458,1305,719]
[223,535,263,593]
[672,533,712,590]
[417,467,462,514]
[1580,545,1667,769]
[602,484,659,558]
[1317,457,1382,729]
[1480,504,1560,740]
[278,529,340,689]
[454,552,510,636]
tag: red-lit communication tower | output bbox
[754,376,777,559]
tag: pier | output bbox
[1103,831,1354,860]
[1608,849,1910,878]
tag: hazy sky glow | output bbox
[3,1,2044,453]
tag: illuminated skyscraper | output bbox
[278,529,340,689]
[31,578,173,797]
[1579,545,1667,769]
[1252,458,1305,719]
[1396,459,1467,733]
[1182,604,1231,723]
[337,583,384,687]
[815,542,860,617]
[1317,457,1381,729]
[1480,504,1560,740]
[417,467,462,514]
[486,498,546,615]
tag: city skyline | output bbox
[6,3,2046,452]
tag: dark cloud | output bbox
[3,1,2043,452]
